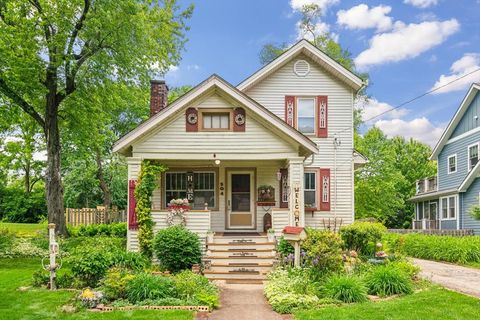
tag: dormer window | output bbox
[199,109,232,131]
[468,143,479,171]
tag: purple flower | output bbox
[300,250,306,257]
[312,258,319,266]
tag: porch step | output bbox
[203,234,276,283]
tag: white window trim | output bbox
[296,97,316,135]
[164,170,216,209]
[304,170,318,208]
[467,142,479,171]
[447,154,457,174]
[439,195,458,221]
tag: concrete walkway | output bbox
[413,258,480,298]
[207,283,291,320]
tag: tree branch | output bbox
[0,78,45,128]
[66,0,90,57]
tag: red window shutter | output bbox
[233,107,246,132]
[316,96,328,138]
[319,169,331,211]
[185,107,198,132]
[279,169,289,208]
[128,180,138,230]
[285,96,296,127]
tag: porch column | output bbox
[287,157,305,227]
[127,157,142,180]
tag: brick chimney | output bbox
[150,80,169,117]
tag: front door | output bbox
[227,170,255,229]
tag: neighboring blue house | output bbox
[411,83,480,234]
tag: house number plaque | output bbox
[186,172,194,202]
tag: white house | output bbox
[113,40,366,280]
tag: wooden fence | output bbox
[388,229,475,236]
[65,207,127,226]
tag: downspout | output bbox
[333,134,341,221]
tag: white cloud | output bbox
[290,0,339,13]
[404,0,438,8]
[337,4,393,32]
[375,117,444,146]
[296,20,331,40]
[355,19,460,69]
[356,98,409,121]
[430,53,480,94]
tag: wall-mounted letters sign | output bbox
[293,182,300,226]
[186,172,194,202]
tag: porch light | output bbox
[276,169,282,181]
[215,159,221,165]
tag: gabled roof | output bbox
[237,39,365,92]
[430,83,480,160]
[113,74,319,155]
[459,160,480,192]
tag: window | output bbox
[304,172,317,208]
[468,143,479,171]
[202,113,230,130]
[165,171,216,209]
[417,202,424,220]
[448,155,457,174]
[440,196,456,219]
[297,98,315,134]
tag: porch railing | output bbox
[412,219,439,230]
[416,176,437,194]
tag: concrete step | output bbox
[210,236,271,244]
[204,270,268,280]
[208,262,273,273]
[207,248,275,258]
[207,242,275,250]
[204,256,275,265]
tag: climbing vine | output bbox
[134,160,168,258]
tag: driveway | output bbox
[413,258,480,298]
[207,283,291,320]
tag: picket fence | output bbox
[65,207,127,226]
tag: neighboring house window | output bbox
[448,154,457,174]
[297,98,315,134]
[468,143,479,171]
[165,171,216,209]
[417,202,424,220]
[202,113,230,130]
[304,172,317,209]
[440,196,456,219]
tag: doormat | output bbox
[222,232,261,236]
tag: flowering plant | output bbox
[78,288,103,308]
[166,198,190,226]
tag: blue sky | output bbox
[166,0,480,146]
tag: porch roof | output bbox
[409,188,458,202]
[113,75,318,156]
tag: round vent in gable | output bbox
[293,59,310,77]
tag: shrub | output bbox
[61,236,125,254]
[0,237,48,258]
[322,274,368,303]
[277,236,294,257]
[388,260,420,279]
[32,269,75,288]
[340,222,386,256]
[68,245,117,287]
[100,267,136,300]
[153,225,201,273]
[68,223,127,238]
[0,229,15,253]
[301,229,344,276]
[112,251,150,271]
[126,273,177,304]
[174,270,219,309]
[365,265,413,297]
[268,292,319,314]
[384,233,480,264]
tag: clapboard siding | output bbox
[132,94,297,155]
[272,208,289,236]
[461,178,480,234]
[245,53,354,225]
[451,94,480,138]
[438,130,480,190]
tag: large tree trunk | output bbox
[95,149,112,209]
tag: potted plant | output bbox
[207,229,215,243]
[267,228,276,242]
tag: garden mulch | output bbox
[413,258,480,298]
[206,283,291,320]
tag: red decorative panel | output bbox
[233,107,246,132]
[319,169,331,211]
[316,96,328,138]
[185,107,198,132]
[279,169,289,208]
[128,180,138,230]
[285,96,296,127]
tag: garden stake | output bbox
[44,223,60,290]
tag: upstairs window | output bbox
[468,143,479,171]
[202,113,230,130]
[448,154,457,174]
[297,98,315,134]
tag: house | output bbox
[113,40,366,280]
[411,83,480,234]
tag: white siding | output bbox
[245,53,355,226]
[272,208,289,236]
[132,94,297,156]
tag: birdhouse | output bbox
[282,226,307,242]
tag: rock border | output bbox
[91,304,210,312]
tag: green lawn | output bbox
[0,222,46,237]
[295,287,480,320]
[0,258,193,320]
